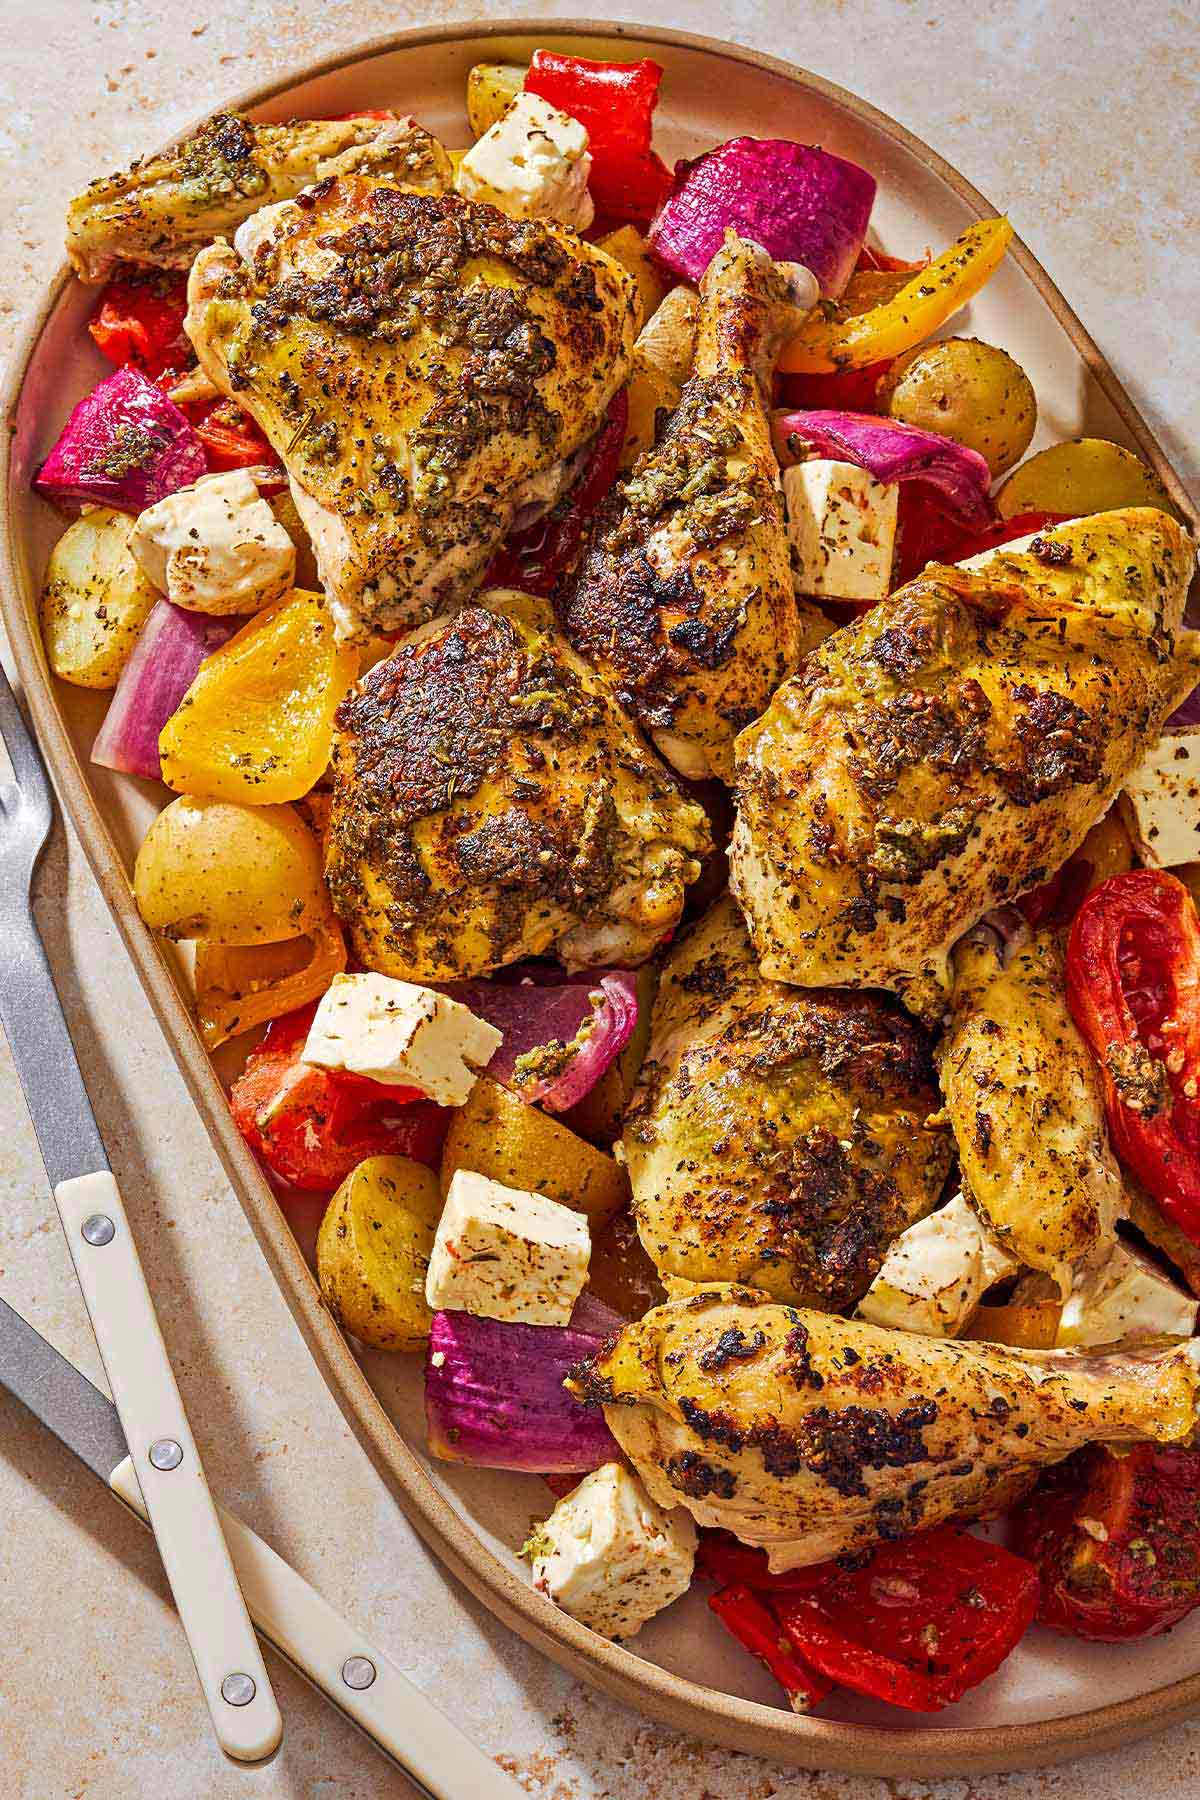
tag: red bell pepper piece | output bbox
[229,1002,450,1192]
[892,490,1070,589]
[1066,869,1200,1240]
[1016,853,1095,931]
[525,51,671,223]
[777,360,895,416]
[484,388,628,596]
[326,109,397,122]
[1014,1443,1200,1640]
[709,1585,832,1713]
[696,1531,825,1592]
[174,392,284,478]
[89,270,190,379]
[772,1527,1038,1712]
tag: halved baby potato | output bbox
[317,1155,442,1351]
[440,1075,628,1230]
[41,507,159,688]
[997,437,1182,521]
[133,795,331,944]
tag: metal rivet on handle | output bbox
[221,1672,257,1707]
[341,1655,377,1691]
[148,1438,183,1471]
[81,1213,115,1247]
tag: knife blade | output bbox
[0,1294,519,1799]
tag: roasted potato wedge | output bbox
[440,1075,628,1230]
[466,62,526,137]
[317,1155,442,1351]
[134,796,331,944]
[998,437,1181,521]
[596,226,668,334]
[41,508,159,688]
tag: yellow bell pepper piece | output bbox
[194,919,346,1048]
[780,216,1014,374]
[160,588,358,804]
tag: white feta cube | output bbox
[783,458,898,601]
[1118,728,1200,870]
[130,469,295,615]
[425,1169,590,1325]
[455,91,594,231]
[524,1462,696,1639]
[301,972,501,1106]
[1057,1244,1198,1348]
[858,1193,1018,1337]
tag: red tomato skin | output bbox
[229,1004,449,1193]
[1066,870,1200,1241]
[89,271,190,378]
[1014,1444,1200,1641]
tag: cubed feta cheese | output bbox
[783,458,898,601]
[129,469,296,615]
[858,1193,1018,1337]
[425,1169,590,1325]
[301,972,501,1106]
[524,1462,696,1639]
[455,91,594,231]
[1056,1244,1198,1348]
[1118,728,1200,870]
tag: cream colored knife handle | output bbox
[109,1455,519,1799]
[55,1171,282,1763]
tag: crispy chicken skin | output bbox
[572,1286,1200,1568]
[186,178,638,639]
[624,895,951,1306]
[325,589,711,980]
[730,508,1199,993]
[938,925,1124,1296]
[66,112,431,282]
[559,233,830,783]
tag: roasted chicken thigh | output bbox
[938,924,1124,1295]
[186,178,638,639]
[325,589,711,980]
[66,111,426,282]
[560,232,830,782]
[731,508,1198,992]
[624,895,951,1306]
[573,1287,1200,1568]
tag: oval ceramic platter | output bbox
[4,21,1199,1779]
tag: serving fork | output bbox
[0,657,519,1794]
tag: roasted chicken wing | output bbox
[572,1287,1200,1568]
[624,895,951,1306]
[938,924,1124,1295]
[66,111,434,282]
[325,589,711,979]
[559,232,830,782]
[731,508,1198,992]
[186,178,637,639]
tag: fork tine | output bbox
[0,660,55,840]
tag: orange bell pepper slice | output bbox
[780,216,1013,374]
[160,588,358,804]
[194,919,346,1049]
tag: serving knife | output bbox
[0,1293,521,1797]
[0,665,282,1759]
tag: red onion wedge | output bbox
[648,138,876,299]
[774,408,995,530]
[35,366,206,513]
[91,599,237,781]
[446,970,639,1112]
[425,1295,623,1473]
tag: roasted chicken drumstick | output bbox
[560,231,830,781]
[573,1287,1200,1569]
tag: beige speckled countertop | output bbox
[1,2,1197,1795]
